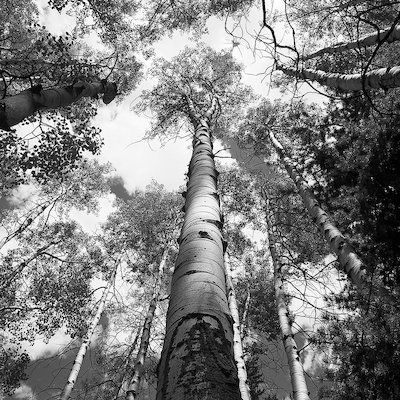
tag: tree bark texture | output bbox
[59,263,118,400]
[0,79,117,131]
[126,245,170,400]
[224,253,251,400]
[303,24,400,60]
[263,191,310,400]
[156,97,240,400]
[276,64,400,91]
[268,130,366,289]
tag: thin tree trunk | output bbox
[59,263,118,400]
[239,289,250,341]
[303,24,400,60]
[224,252,251,400]
[126,245,170,400]
[276,64,400,91]
[268,130,366,289]
[114,326,142,400]
[156,96,240,400]
[262,191,310,400]
[0,79,117,131]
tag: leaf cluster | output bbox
[313,292,400,400]
[136,44,254,141]
[102,180,182,275]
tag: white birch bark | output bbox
[303,24,400,60]
[0,79,117,130]
[224,253,251,400]
[125,245,170,400]
[156,96,240,400]
[276,64,400,91]
[59,263,118,400]
[268,130,366,289]
[262,192,310,400]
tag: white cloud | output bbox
[34,0,75,35]
[94,93,192,192]
[12,383,36,400]
[20,329,73,361]
[69,195,116,234]
[9,185,38,208]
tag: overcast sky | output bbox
[5,1,330,399]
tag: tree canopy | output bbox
[1,1,400,399]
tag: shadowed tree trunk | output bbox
[262,190,310,400]
[114,327,142,399]
[126,244,170,400]
[156,96,240,400]
[239,289,250,342]
[276,64,400,91]
[268,130,367,289]
[59,262,118,400]
[224,252,251,400]
[303,24,400,60]
[0,79,117,131]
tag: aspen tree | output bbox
[268,130,366,289]
[224,252,251,400]
[59,262,118,400]
[262,190,310,400]
[114,327,142,399]
[276,64,400,91]
[157,95,240,400]
[126,245,170,400]
[0,79,117,131]
[138,44,253,399]
[239,290,251,341]
[303,24,400,60]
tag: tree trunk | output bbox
[126,245,170,400]
[0,79,117,131]
[239,289,250,341]
[156,96,240,400]
[276,64,400,91]
[262,191,310,400]
[303,24,400,60]
[114,326,142,399]
[59,262,118,400]
[268,130,366,289]
[224,253,251,400]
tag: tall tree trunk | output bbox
[224,253,251,400]
[59,262,118,400]
[276,64,400,91]
[156,96,240,400]
[240,290,250,341]
[126,245,170,400]
[262,191,310,400]
[114,326,142,399]
[0,79,117,131]
[268,130,366,289]
[303,24,400,60]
